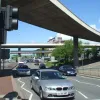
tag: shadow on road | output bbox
[3,91,28,100]
[3,91,18,99]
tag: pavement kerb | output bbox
[11,76,24,99]
[0,95,5,98]
[11,64,18,70]
[78,73,100,79]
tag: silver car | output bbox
[30,69,75,100]
[16,65,31,76]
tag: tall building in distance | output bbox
[47,36,65,44]
[47,33,69,56]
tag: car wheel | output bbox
[63,73,66,76]
[39,88,44,100]
[16,73,19,77]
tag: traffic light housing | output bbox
[5,5,19,31]
[0,11,5,29]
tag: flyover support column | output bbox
[42,48,45,57]
[41,48,45,63]
[73,37,79,68]
[18,48,21,62]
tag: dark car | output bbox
[39,63,46,69]
[59,65,77,76]
[34,59,39,65]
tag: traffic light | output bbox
[5,5,19,31]
[0,11,5,29]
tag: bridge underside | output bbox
[2,0,100,42]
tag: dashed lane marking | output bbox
[18,78,33,100]
[76,90,88,99]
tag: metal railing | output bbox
[77,67,100,77]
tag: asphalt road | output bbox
[14,63,100,100]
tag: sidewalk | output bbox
[0,76,14,97]
[78,61,100,78]
[0,63,23,100]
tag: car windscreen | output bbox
[35,60,39,62]
[17,65,29,69]
[66,68,75,71]
[63,65,74,69]
[18,63,24,66]
[41,71,65,80]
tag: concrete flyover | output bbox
[1,43,100,48]
[2,0,100,67]
[1,43,63,48]
[10,50,52,54]
[3,0,100,42]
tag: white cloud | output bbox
[90,24,100,31]
[49,37,53,39]
[56,33,72,40]
[90,24,97,29]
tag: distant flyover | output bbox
[1,43,63,48]
[1,43,100,48]
[10,50,52,54]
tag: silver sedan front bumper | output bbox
[42,90,75,99]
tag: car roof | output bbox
[37,69,58,72]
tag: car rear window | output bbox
[18,65,29,69]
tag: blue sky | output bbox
[7,0,100,50]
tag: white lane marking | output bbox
[74,79,100,88]
[76,90,88,99]
[18,78,33,100]
[92,99,100,100]
[78,75,100,81]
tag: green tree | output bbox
[85,49,92,59]
[52,39,83,64]
[36,48,47,57]
[11,55,18,60]
[91,47,98,60]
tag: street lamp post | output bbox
[0,0,1,12]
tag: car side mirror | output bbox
[35,76,39,80]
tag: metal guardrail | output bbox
[77,67,100,77]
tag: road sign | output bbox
[81,53,84,60]
[1,49,10,59]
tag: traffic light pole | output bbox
[0,0,1,9]
[0,0,1,70]
[0,44,1,70]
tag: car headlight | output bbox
[27,71,30,73]
[67,71,71,73]
[68,86,75,90]
[45,87,56,91]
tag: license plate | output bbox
[57,92,68,95]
